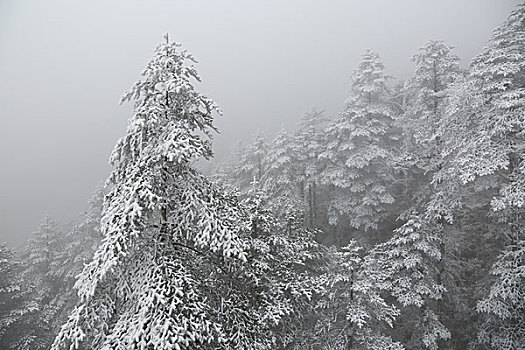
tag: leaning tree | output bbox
[52,35,250,350]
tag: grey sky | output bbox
[0,0,520,247]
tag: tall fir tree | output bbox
[293,108,327,229]
[13,215,65,350]
[448,5,525,349]
[397,40,473,348]
[397,40,463,212]
[236,131,269,190]
[319,50,399,233]
[371,214,451,349]
[423,4,525,348]
[52,36,250,350]
[401,40,462,174]
[263,128,305,225]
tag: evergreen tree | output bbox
[212,140,246,189]
[311,241,403,350]
[237,131,269,190]
[468,5,525,348]
[372,214,451,349]
[263,128,304,225]
[54,186,104,286]
[50,187,104,335]
[396,40,463,215]
[265,128,294,189]
[52,36,249,350]
[402,40,462,174]
[435,4,525,348]
[396,40,472,348]
[0,242,31,349]
[477,241,525,349]
[319,50,399,233]
[234,183,328,349]
[9,215,65,350]
[0,242,17,339]
[293,108,327,228]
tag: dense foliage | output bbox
[1,5,523,349]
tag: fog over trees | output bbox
[1,2,525,350]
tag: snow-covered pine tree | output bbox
[0,242,30,349]
[52,36,249,350]
[54,186,104,285]
[211,140,245,188]
[263,128,304,226]
[14,215,65,350]
[396,40,463,214]
[395,40,473,348]
[265,128,294,189]
[319,50,399,232]
[477,240,525,350]
[417,4,525,348]
[293,108,327,228]
[236,131,269,191]
[371,213,450,349]
[2,188,105,350]
[237,182,329,349]
[442,5,525,348]
[401,40,462,174]
[50,187,104,335]
[0,242,17,338]
[440,3,525,190]
[312,241,403,350]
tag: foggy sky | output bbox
[0,0,520,247]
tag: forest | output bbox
[0,4,524,350]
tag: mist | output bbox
[0,0,520,247]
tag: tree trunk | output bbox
[308,183,314,227]
[313,181,318,226]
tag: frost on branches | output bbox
[441,4,525,188]
[293,109,327,228]
[477,241,525,350]
[311,241,403,350]
[236,183,329,349]
[53,186,104,288]
[263,129,305,225]
[402,40,462,173]
[372,214,450,349]
[49,187,104,339]
[0,243,18,338]
[0,242,30,349]
[12,215,66,350]
[237,131,270,190]
[437,5,525,348]
[52,36,249,350]
[319,50,399,231]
